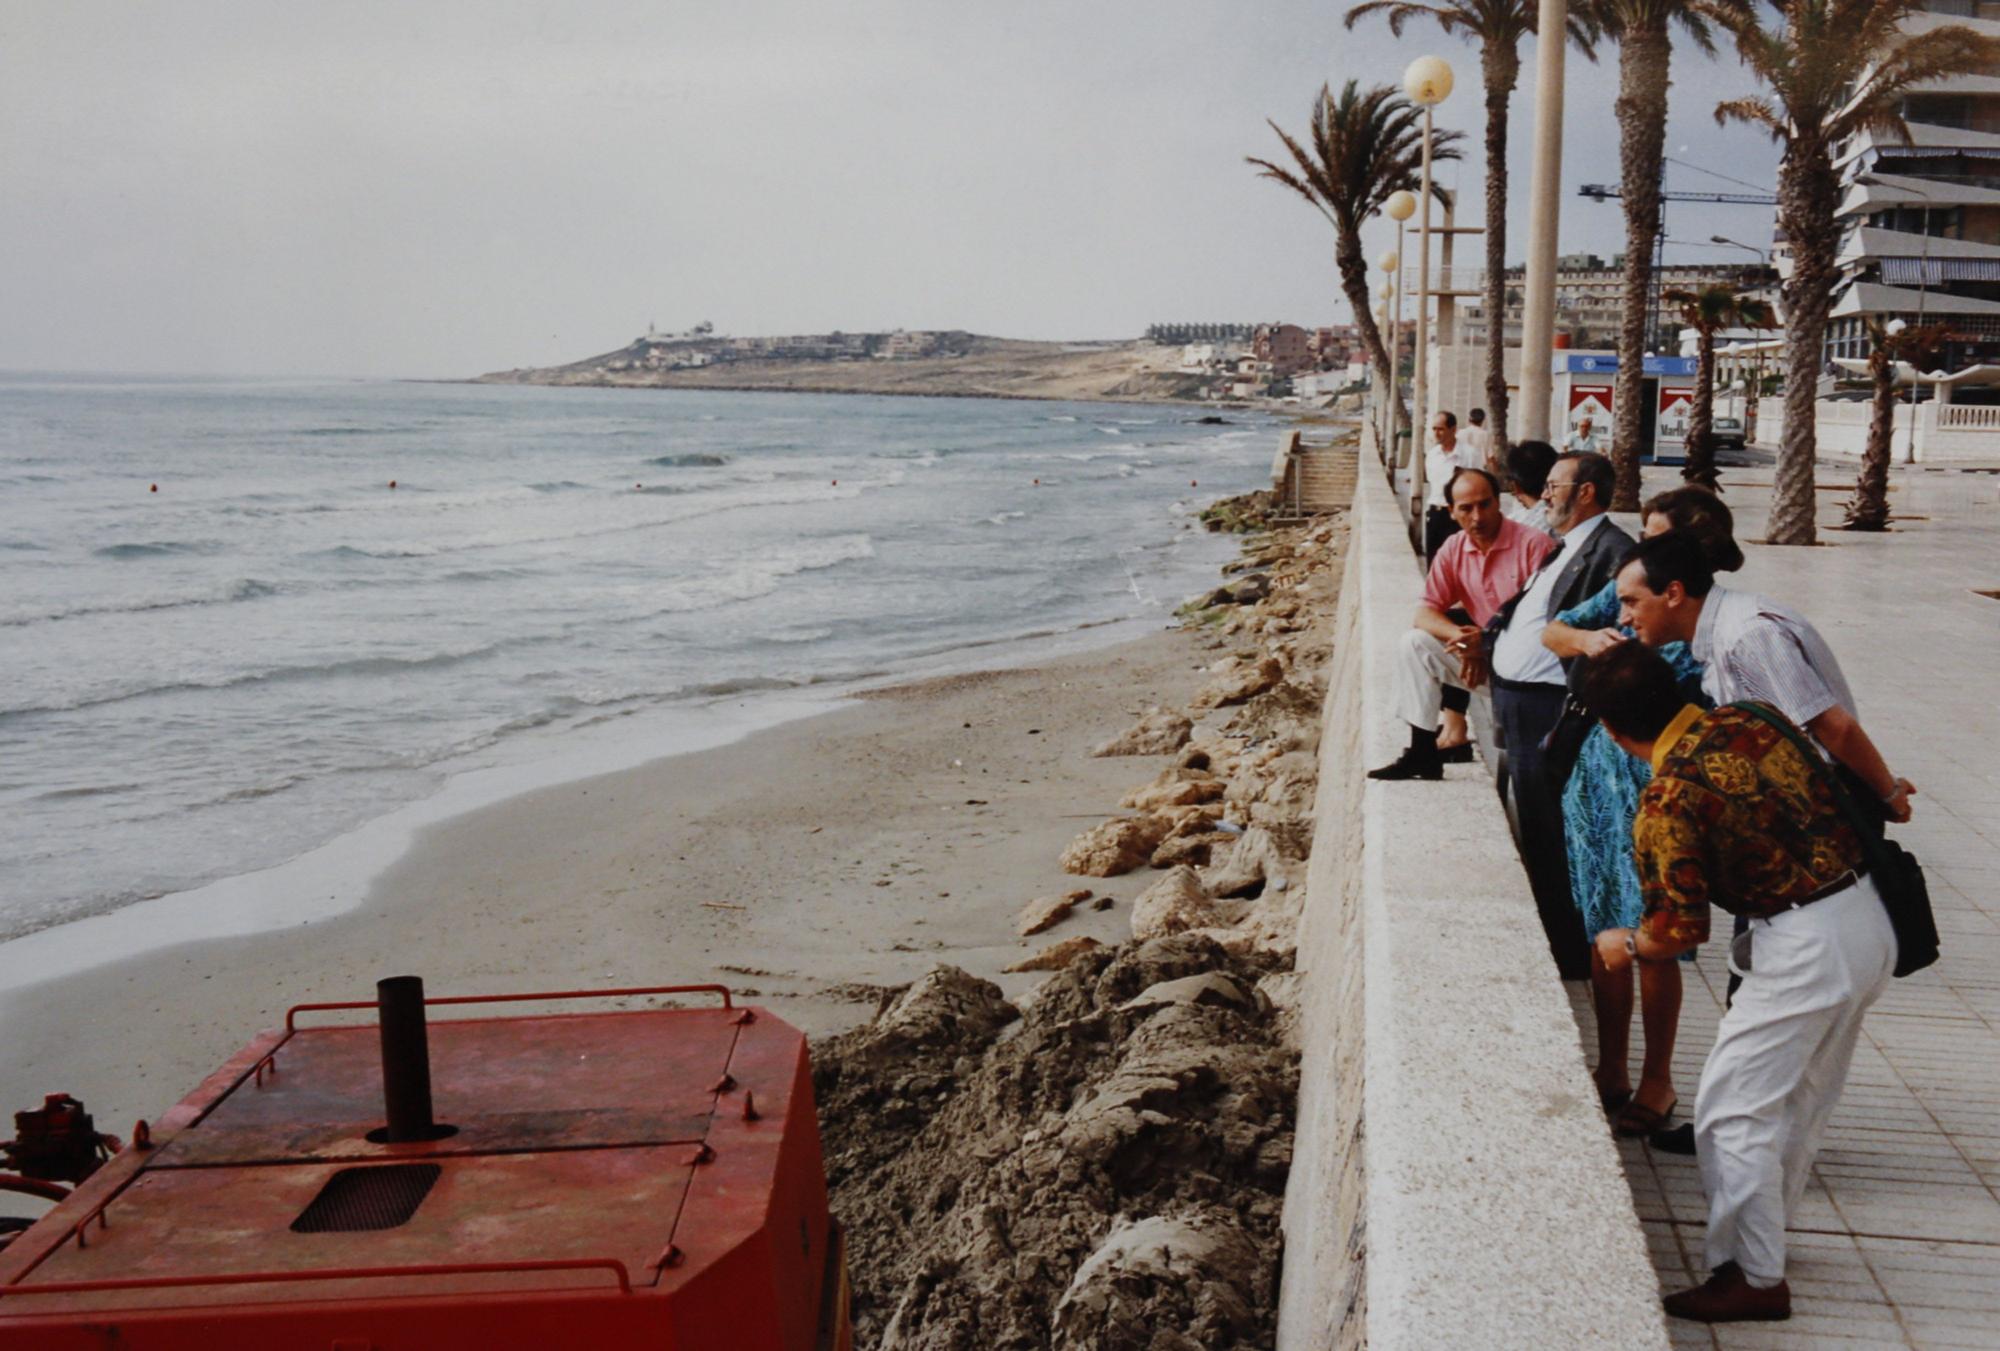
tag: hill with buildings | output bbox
[474,323,1370,404]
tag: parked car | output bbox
[1710,416,1747,451]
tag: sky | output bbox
[0,1,1780,379]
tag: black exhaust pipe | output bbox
[377,975,438,1143]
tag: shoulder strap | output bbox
[1730,701,1879,843]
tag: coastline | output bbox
[0,622,1219,1138]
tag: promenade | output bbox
[1584,460,2000,1349]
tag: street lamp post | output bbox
[1886,317,1917,465]
[1383,189,1416,467]
[1403,55,1453,526]
[1519,0,1567,443]
[1710,235,1771,439]
[1377,279,1397,457]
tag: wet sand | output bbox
[0,626,1216,1139]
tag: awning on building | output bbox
[1879,257,2000,284]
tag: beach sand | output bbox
[0,625,1220,1140]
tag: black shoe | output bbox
[1438,743,1475,764]
[1651,1122,1697,1156]
[1368,749,1443,781]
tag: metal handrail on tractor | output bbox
[284,984,736,1034]
[0,1257,637,1299]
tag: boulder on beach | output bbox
[1120,772,1224,813]
[1059,816,1175,877]
[1050,1211,1266,1351]
[1204,826,1300,900]
[1129,865,1221,940]
[1018,889,1092,936]
[1189,656,1283,711]
[1091,708,1193,757]
[1004,935,1103,973]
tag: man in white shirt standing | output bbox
[1462,406,1496,472]
[1423,410,1487,562]
[1486,451,1633,977]
[1564,415,1604,454]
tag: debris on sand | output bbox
[815,936,1295,1350]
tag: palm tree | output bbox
[1344,1,1596,463]
[1659,282,1776,488]
[1700,0,2000,543]
[1594,0,1728,510]
[1249,82,1461,428]
[1846,317,1947,530]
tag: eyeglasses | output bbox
[1542,479,1580,498]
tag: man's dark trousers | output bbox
[1493,676,1591,979]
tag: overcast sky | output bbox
[0,1,1778,379]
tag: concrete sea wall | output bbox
[1275,461,1669,1348]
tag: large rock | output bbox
[1059,816,1175,877]
[1129,866,1221,939]
[1004,935,1103,973]
[1120,774,1224,813]
[1188,656,1284,711]
[1149,829,1237,870]
[1050,1212,1265,1351]
[1091,708,1193,757]
[1017,888,1092,936]
[1204,826,1300,900]
[1202,572,1272,607]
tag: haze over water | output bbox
[0,376,1271,941]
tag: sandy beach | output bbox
[0,624,1223,1138]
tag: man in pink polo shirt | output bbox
[1370,466,1554,780]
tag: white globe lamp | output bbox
[1384,190,1417,223]
[1404,55,1454,107]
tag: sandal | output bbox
[1598,1085,1633,1117]
[1615,1095,1678,1138]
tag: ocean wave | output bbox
[93,540,224,561]
[639,533,876,618]
[31,781,146,802]
[0,577,282,629]
[310,543,441,560]
[647,452,731,467]
[528,480,591,493]
[978,511,1027,526]
[0,640,520,720]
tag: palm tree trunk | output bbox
[1336,224,1402,429]
[1848,348,1896,530]
[1683,327,1718,488]
[1481,44,1519,460]
[1769,145,1840,546]
[1612,20,1670,511]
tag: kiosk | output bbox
[1549,352,1698,464]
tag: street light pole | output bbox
[1404,56,1453,526]
[1383,189,1416,469]
[1519,0,1567,443]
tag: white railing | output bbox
[1939,404,2000,430]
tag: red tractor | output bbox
[0,979,851,1349]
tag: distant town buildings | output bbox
[1461,254,1775,351]
[1820,0,2000,367]
[603,327,972,372]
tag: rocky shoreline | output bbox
[815,493,1350,1349]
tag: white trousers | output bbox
[1695,876,1896,1284]
[1392,628,1470,731]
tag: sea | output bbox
[0,374,1277,946]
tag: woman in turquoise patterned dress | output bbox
[1544,488,1743,1137]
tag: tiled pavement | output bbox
[1568,459,2000,1349]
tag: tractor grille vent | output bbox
[291,1163,440,1234]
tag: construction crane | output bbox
[1577,181,1779,353]
[1579,184,1776,206]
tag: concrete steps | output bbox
[1288,446,1358,516]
